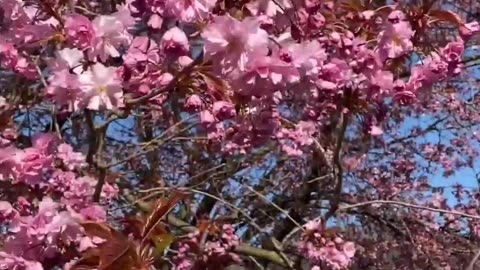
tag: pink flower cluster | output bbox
[298,220,356,270]
[0,133,117,269]
[2,199,81,259]
[174,224,240,269]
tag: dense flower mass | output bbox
[299,220,356,270]
[0,0,479,269]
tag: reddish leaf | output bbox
[122,217,145,239]
[70,249,101,270]
[141,191,189,241]
[197,219,220,236]
[75,222,148,270]
[98,238,139,270]
[429,10,463,26]
[81,222,115,240]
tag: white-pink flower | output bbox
[88,15,132,62]
[77,63,124,110]
[202,15,269,74]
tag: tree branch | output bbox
[338,200,480,220]
[325,111,349,220]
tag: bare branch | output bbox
[338,200,480,220]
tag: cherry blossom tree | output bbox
[1,0,480,269]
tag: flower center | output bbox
[96,86,107,94]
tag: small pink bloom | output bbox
[148,13,164,29]
[77,63,124,110]
[369,125,383,136]
[57,143,87,170]
[165,0,216,22]
[161,27,190,55]
[185,94,203,111]
[65,14,95,50]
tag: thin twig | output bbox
[467,249,480,270]
[249,256,265,270]
[244,185,305,233]
[188,188,264,232]
[269,236,295,270]
[338,200,480,220]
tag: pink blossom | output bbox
[369,125,383,136]
[79,205,106,222]
[276,121,316,156]
[202,15,269,74]
[460,21,480,40]
[121,36,163,96]
[165,0,216,22]
[9,147,52,185]
[46,48,83,107]
[232,54,300,97]
[57,143,87,170]
[0,252,43,270]
[200,110,215,125]
[148,13,164,29]
[88,15,132,62]
[343,242,356,258]
[32,133,59,154]
[246,0,281,17]
[212,101,236,120]
[0,0,31,31]
[65,14,95,50]
[317,58,352,91]
[3,198,81,261]
[174,225,240,269]
[13,24,54,45]
[50,48,84,72]
[0,39,37,79]
[377,13,414,60]
[0,201,17,222]
[123,36,161,66]
[46,70,80,108]
[284,40,326,76]
[368,70,394,94]
[441,40,464,75]
[299,222,356,270]
[185,94,203,111]
[77,63,124,110]
[113,1,137,29]
[161,27,190,56]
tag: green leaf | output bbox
[153,234,175,256]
